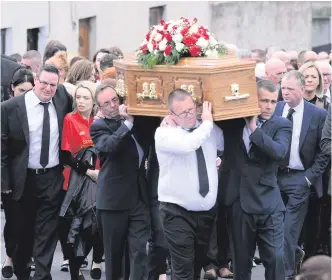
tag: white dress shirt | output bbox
[282,99,305,170]
[123,120,144,166]
[25,90,59,169]
[325,88,331,104]
[155,120,224,211]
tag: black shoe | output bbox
[90,265,102,279]
[2,264,13,279]
[203,269,218,279]
[78,274,86,280]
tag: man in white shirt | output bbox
[274,71,328,279]
[155,89,224,280]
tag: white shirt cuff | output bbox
[124,120,133,130]
[305,176,312,187]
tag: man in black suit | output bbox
[274,70,329,279]
[1,64,73,280]
[90,84,156,280]
[216,80,292,280]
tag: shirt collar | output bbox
[26,89,54,106]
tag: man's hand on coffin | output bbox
[244,115,258,133]
[201,101,213,122]
[119,104,134,123]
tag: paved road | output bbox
[1,211,266,279]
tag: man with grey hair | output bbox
[274,70,329,279]
[21,50,42,74]
[155,89,224,280]
[318,51,329,61]
[297,50,318,69]
[265,57,287,101]
[271,51,294,71]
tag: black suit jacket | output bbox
[1,56,23,101]
[90,116,159,211]
[274,100,329,197]
[216,116,292,214]
[1,85,73,199]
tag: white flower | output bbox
[172,33,183,43]
[140,39,148,47]
[154,50,159,55]
[209,37,218,47]
[175,43,185,52]
[154,33,162,42]
[196,37,209,49]
[205,49,218,57]
[150,29,157,40]
[167,24,174,32]
[158,39,168,51]
[189,25,199,34]
[148,42,154,53]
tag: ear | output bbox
[34,75,39,84]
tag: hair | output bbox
[22,50,41,60]
[102,78,117,88]
[66,59,94,85]
[257,79,277,94]
[92,48,111,63]
[72,80,97,116]
[168,88,192,109]
[290,59,298,70]
[298,255,331,280]
[36,64,60,79]
[100,54,119,72]
[11,67,34,92]
[101,67,117,80]
[63,82,77,98]
[297,50,308,66]
[109,46,124,58]
[45,51,69,77]
[283,70,305,88]
[95,83,122,106]
[9,53,22,62]
[299,61,324,96]
[69,56,85,67]
[251,49,266,61]
[43,40,67,64]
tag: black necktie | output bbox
[40,102,50,168]
[280,108,295,168]
[188,127,209,197]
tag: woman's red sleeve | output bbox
[62,115,73,151]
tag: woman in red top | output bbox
[60,81,103,280]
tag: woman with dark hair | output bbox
[92,48,110,82]
[1,66,34,279]
[43,40,67,64]
[11,67,35,97]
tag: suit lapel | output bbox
[16,95,29,145]
[299,101,313,150]
[52,94,63,139]
[274,101,285,118]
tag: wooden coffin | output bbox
[113,55,260,120]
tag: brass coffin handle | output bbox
[137,82,159,100]
[225,83,249,101]
[180,84,196,101]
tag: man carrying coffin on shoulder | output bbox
[155,89,224,280]
[215,79,292,280]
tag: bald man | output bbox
[318,51,329,61]
[287,51,298,61]
[316,60,332,103]
[271,51,294,71]
[265,58,287,101]
[298,50,318,69]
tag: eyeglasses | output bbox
[99,97,120,107]
[322,73,332,78]
[171,108,195,119]
[38,78,57,88]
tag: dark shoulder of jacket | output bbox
[1,94,22,110]
[215,117,245,130]
[274,116,292,128]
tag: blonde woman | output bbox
[60,81,103,280]
[299,61,328,109]
[66,59,96,85]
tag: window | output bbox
[1,29,6,54]
[27,28,40,51]
[311,18,331,52]
[149,6,165,26]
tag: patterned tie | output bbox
[40,102,50,168]
[280,108,295,168]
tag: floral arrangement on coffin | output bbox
[136,17,228,69]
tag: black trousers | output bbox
[12,167,63,280]
[97,199,150,280]
[226,199,285,280]
[2,193,16,258]
[147,199,169,280]
[217,205,232,269]
[159,202,216,280]
[202,215,219,272]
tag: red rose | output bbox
[164,45,173,56]
[181,27,190,36]
[164,23,169,30]
[152,40,158,50]
[193,18,198,23]
[183,36,197,47]
[172,25,178,30]
[160,19,165,25]
[189,45,201,57]
[141,44,148,54]
[164,33,172,42]
[146,33,151,41]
